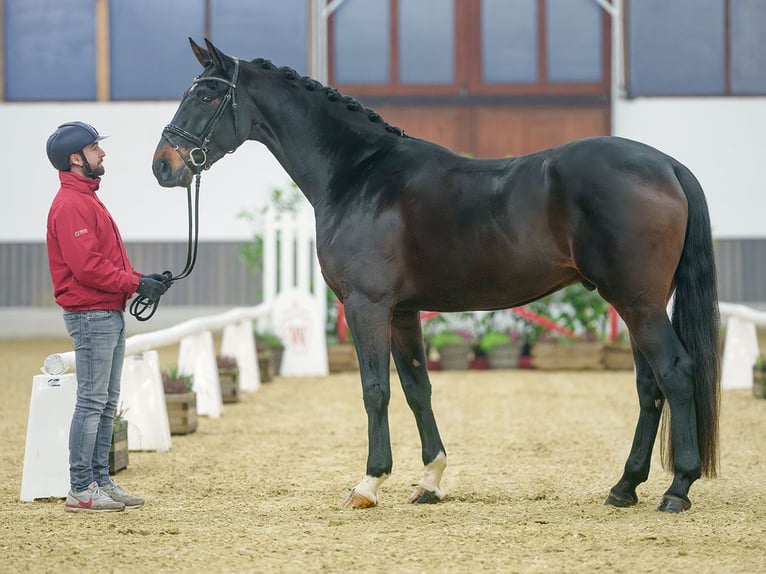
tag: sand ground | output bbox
[1,338,765,573]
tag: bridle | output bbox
[130,58,240,322]
[161,57,241,174]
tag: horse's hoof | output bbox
[342,490,376,510]
[656,495,691,513]
[604,490,637,508]
[407,486,442,505]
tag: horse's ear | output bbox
[189,37,210,68]
[203,38,231,73]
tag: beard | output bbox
[92,163,105,176]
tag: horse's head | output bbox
[152,38,247,188]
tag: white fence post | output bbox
[221,319,261,391]
[20,374,77,501]
[120,351,172,451]
[261,203,328,376]
[178,331,223,418]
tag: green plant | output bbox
[428,331,467,349]
[521,284,609,343]
[755,355,765,369]
[162,367,194,394]
[255,331,283,351]
[478,331,513,353]
[237,183,303,281]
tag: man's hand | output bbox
[136,276,168,300]
[145,271,174,288]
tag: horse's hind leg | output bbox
[605,345,664,507]
[391,309,447,504]
[614,306,701,512]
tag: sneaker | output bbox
[65,481,125,513]
[100,481,145,509]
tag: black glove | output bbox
[145,271,174,288]
[136,276,168,300]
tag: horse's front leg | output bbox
[342,297,394,509]
[391,309,447,504]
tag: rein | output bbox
[129,173,202,322]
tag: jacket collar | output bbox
[59,170,102,194]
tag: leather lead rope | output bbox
[129,173,201,321]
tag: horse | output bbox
[152,39,720,513]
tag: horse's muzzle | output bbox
[152,144,193,188]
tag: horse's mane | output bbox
[251,58,407,138]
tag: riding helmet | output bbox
[46,121,108,171]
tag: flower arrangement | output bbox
[162,367,194,394]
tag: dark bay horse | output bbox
[153,39,720,513]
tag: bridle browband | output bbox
[130,59,240,322]
[161,57,241,174]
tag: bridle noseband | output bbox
[162,57,241,174]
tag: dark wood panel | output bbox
[372,105,608,158]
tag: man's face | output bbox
[71,142,106,176]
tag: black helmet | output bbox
[46,121,108,171]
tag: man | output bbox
[46,121,170,512]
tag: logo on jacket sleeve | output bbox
[74,228,89,237]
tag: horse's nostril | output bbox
[153,158,171,183]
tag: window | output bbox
[333,0,390,84]
[399,0,455,84]
[627,0,766,97]
[331,0,608,97]
[730,0,766,94]
[110,0,205,100]
[5,0,96,101]
[210,0,308,75]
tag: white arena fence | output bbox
[21,204,328,501]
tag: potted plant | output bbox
[424,314,475,370]
[255,331,285,379]
[109,403,129,475]
[753,355,766,398]
[527,285,609,370]
[162,367,197,435]
[216,355,240,403]
[475,311,523,369]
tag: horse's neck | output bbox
[249,85,387,205]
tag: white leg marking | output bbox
[351,474,389,505]
[418,451,447,499]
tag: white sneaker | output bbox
[100,481,145,509]
[65,481,125,513]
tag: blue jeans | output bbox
[63,310,126,491]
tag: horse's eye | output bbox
[198,92,214,104]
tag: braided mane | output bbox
[252,58,406,138]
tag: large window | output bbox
[110,0,205,100]
[5,0,96,101]
[2,0,306,101]
[627,0,766,96]
[330,0,608,98]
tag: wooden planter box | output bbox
[487,342,523,369]
[753,366,766,399]
[602,343,634,370]
[258,352,272,383]
[532,341,604,370]
[165,392,198,435]
[438,343,473,370]
[109,418,129,475]
[328,344,359,373]
[218,368,240,403]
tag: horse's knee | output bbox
[657,355,695,402]
[362,383,390,413]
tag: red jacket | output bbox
[47,171,142,311]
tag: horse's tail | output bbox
[662,161,720,478]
